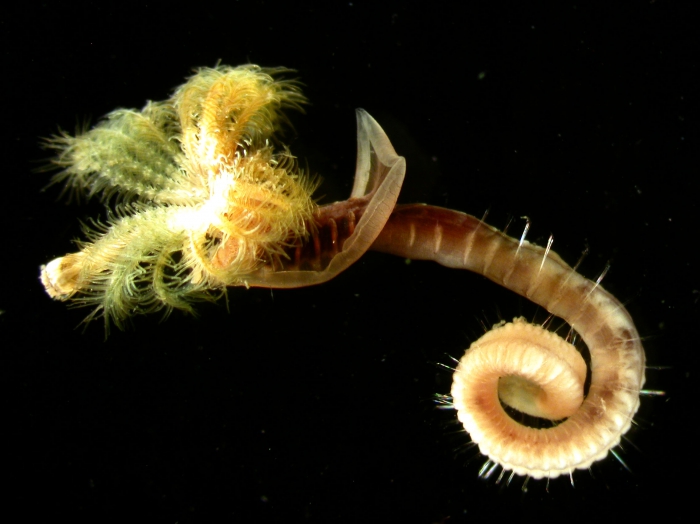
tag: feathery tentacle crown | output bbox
[40,65,316,329]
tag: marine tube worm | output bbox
[40,65,646,480]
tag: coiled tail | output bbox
[372,204,646,478]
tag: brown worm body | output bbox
[40,65,646,480]
[250,198,646,478]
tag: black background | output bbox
[3,1,698,522]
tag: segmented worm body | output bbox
[40,65,646,481]
[243,198,646,478]
[372,205,646,478]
